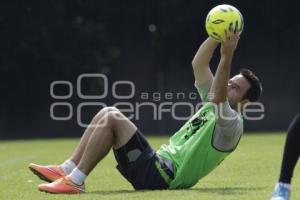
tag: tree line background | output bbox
[0,0,299,139]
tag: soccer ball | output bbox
[205,4,244,42]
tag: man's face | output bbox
[227,74,251,107]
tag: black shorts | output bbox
[113,130,174,190]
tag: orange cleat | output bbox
[38,177,85,194]
[28,163,65,183]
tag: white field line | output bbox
[0,155,38,168]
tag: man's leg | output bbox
[278,114,300,184]
[58,107,119,175]
[38,107,137,193]
[271,114,300,200]
[29,107,124,181]
[74,108,137,175]
[69,107,121,165]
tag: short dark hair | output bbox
[240,68,263,102]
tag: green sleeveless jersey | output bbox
[156,102,242,189]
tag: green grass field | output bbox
[0,133,299,200]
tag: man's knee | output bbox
[97,107,125,128]
[94,107,135,135]
[106,109,125,124]
[94,106,120,121]
[295,113,300,122]
[291,113,300,129]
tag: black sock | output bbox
[279,114,300,184]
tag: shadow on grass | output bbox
[87,186,265,196]
[87,189,137,195]
[189,186,265,195]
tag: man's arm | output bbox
[192,38,219,85]
[210,32,239,104]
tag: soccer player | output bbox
[270,114,300,200]
[28,32,263,194]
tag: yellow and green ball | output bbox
[205,4,244,42]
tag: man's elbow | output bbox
[192,59,197,69]
[210,99,221,105]
[210,97,226,105]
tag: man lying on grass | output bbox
[29,31,262,193]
